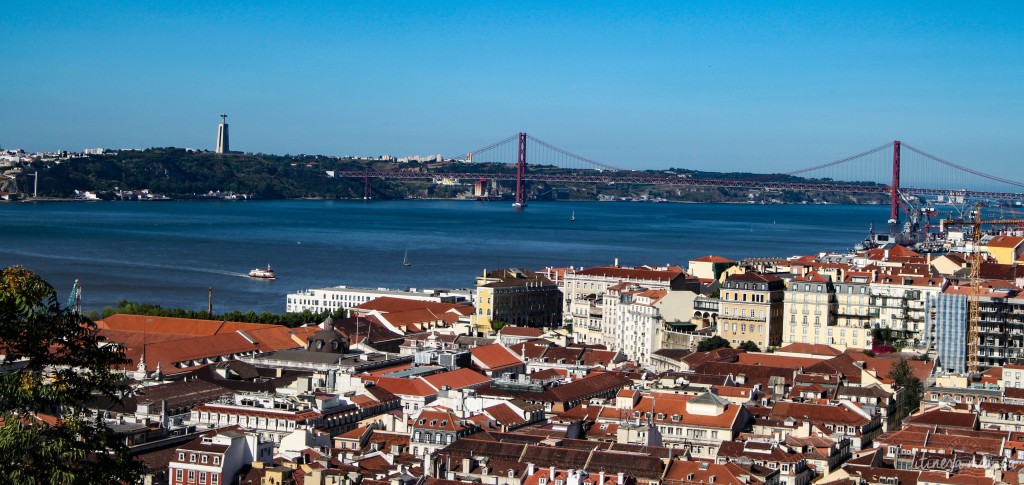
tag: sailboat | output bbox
[403,250,411,267]
[570,211,575,222]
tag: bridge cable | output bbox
[901,143,1024,189]
[526,135,627,172]
[457,135,518,161]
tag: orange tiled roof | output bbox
[692,255,736,264]
[421,368,492,391]
[470,344,525,371]
[987,235,1024,249]
[97,314,276,336]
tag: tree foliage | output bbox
[738,340,761,352]
[888,357,924,418]
[94,300,345,328]
[0,266,143,484]
[697,335,731,352]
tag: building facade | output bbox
[285,285,466,313]
[718,272,785,349]
[782,272,837,346]
[471,268,562,333]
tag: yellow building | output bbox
[718,272,785,349]
[985,235,1024,265]
[471,268,562,334]
[688,255,737,281]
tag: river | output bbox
[0,200,888,313]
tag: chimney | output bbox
[599,471,606,485]
[550,466,556,480]
[462,458,472,474]
[617,472,625,484]
[614,258,619,268]
[528,463,536,476]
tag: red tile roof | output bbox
[421,368,493,391]
[691,255,736,263]
[575,266,687,281]
[735,353,826,369]
[499,326,545,338]
[368,377,437,397]
[776,343,843,357]
[903,407,978,429]
[97,314,277,336]
[470,344,525,371]
[987,235,1024,249]
[354,297,473,317]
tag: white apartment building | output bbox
[285,285,468,313]
[783,272,837,346]
[168,428,272,485]
[833,273,873,350]
[603,283,700,366]
[562,263,699,347]
[188,392,360,444]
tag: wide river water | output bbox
[0,200,890,314]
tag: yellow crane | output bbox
[940,203,1024,374]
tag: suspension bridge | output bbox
[335,133,1024,218]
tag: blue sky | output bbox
[2,1,1021,176]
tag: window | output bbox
[190,454,196,462]
[189,470,196,482]
[212,474,219,485]
[214,456,220,465]
[176,469,183,481]
[201,455,208,464]
[200,471,207,484]
[178,452,184,461]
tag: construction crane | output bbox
[939,203,1024,374]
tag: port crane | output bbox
[939,203,1024,374]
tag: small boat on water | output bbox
[403,250,411,267]
[571,211,575,222]
[248,264,276,280]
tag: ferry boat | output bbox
[248,264,276,280]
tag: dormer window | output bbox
[656,413,665,420]
[633,411,641,417]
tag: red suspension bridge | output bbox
[336,133,1024,219]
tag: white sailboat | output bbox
[403,250,411,267]
[570,211,575,222]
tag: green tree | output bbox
[888,357,924,421]
[738,340,761,352]
[697,335,731,352]
[0,266,142,484]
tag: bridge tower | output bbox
[890,140,901,223]
[514,132,527,207]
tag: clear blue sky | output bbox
[2,1,1021,174]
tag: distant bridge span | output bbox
[337,134,1024,210]
[335,170,1024,202]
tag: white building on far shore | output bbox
[285,285,470,313]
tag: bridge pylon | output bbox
[514,132,527,208]
[890,140,901,223]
